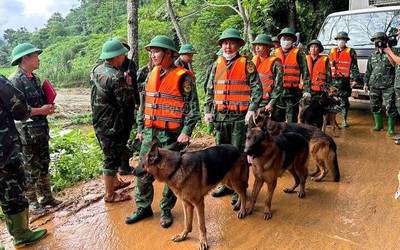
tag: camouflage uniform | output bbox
[389,47,400,115]
[0,74,31,215]
[90,61,136,176]
[137,65,151,93]
[135,64,200,212]
[174,57,190,70]
[9,68,57,208]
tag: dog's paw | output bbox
[283,188,295,193]
[237,210,247,219]
[298,191,306,198]
[311,176,322,182]
[171,233,187,242]
[263,212,272,220]
[199,239,208,250]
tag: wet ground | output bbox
[2,99,400,249]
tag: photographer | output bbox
[364,32,396,135]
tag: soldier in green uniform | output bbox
[364,32,396,135]
[9,43,62,214]
[328,31,361,127]
[90,39,136,203]
[0,74,47,249]
[273,27,311,123]
[204,28,263,202]
[175,43,196,70]
[125,35,200,228]
[272,36,280,49]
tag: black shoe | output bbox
[125,207,153,224]
[211,185,234,197]
[160,209,173,228]
[118,167,135,176]
[230,192,238,205]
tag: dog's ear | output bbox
[248,111,257,129]
[151,136,161,148]
[147,141,160,165]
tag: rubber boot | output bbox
[341,108,349,127]
[5,209,47,248]
[211,185,234,197]
[104,174,116,201]
[387,117,395,135]
[372,113,383,131]
[38,175,62,208]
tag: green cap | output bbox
[178,43,196,54]
[11,43,43,66]
[217,28,245,47]
[114,36,130,50]
[251,34,273,46]
[216,48,223,56]
[272,36,279,43]
[307,39,324,52]
[370,32,387,42]
[277,27,296,40]
[334,31,350,41]
[145,35,178,53]
[99,39,128,60]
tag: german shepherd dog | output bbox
[142,137,248,250]
[322,86,341,137]
[253,109,340,182]
[245,119,309,220]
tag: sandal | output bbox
[104,192,132,203]
[114,178,131,191]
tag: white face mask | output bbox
[222,52,237,60]
[281,40,292,49]
[338,40,346,47]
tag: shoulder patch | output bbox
[246,63,255,73]
[183,81,192,93]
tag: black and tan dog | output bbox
[322,86,341,137]
[252,109,340,182]
[142,137,248,250]
[245,120,309,220]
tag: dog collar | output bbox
[168,158,182,179]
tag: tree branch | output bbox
[204,1,241,16]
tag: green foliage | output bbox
[49,128,103,192]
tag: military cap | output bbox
[114,36,130,50]
[334,31,350,41]
[277,27,296,41]
[99,39,128,60]
[145,35,178,53]
[11,43,43,66]
[251,34,274,46]
[307,39,324,53]
[179,44,196,54]
[370,32,387,42]
[217,28,245,47]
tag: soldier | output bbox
[204,28,263,203]
[273,27,311,123]
[90,39,135,203]
[137,55,154,93]
[364,32,396,135]
[306,39,332,100]
[114,37,139,176]
[9,43,62,214]
[125,35,200,228]
[251,34,283,115]
[175,43,196,70]
[0,74,47,248]
[328,31,361,127]
[272,36,281,49]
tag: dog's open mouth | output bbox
[247,155,254,164]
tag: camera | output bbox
[375,35,398,48]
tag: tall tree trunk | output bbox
[127,0,139,67]
[166,0,187,45]
[287,0,297,29]
[237,0,253,43]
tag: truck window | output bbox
[318,10,400,48]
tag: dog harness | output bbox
[329,47,351,78]
[213,56,250,112]
[306,55,328,92]
[275,47,301,89]
[252,55,277,100]
[144,66,187,130]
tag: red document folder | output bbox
[42,79,57,104]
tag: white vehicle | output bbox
[317,6,400,102]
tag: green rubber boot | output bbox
[342,108,349,127]
[5,209,47,248]
[387,117,395,135]
[372,113,383,131]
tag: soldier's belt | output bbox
[144,115,182,123]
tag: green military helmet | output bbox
[216,48,223,56]
[114,36,130,50]
[277,27,296,41]
[145,35,178,53]
[217,28,245,47]
[11,43,43,66]
[370,32,387,42]
[179,43,196,54]
[307,39,324,53]
[251,34,273,46]
[99,39,128,60]
[272,36,279,43]
[334,31,350,41]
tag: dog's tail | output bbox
[330,139,340,182]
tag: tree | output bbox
[166,0,187,45]
[127,0,139,67]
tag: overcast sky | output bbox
[0,0,80,38]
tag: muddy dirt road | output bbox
[1,91,400,249]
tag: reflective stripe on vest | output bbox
[252,55,276,100]
[275,48,300,88]
[144,66,186,130]
[213,56,250,112]
[306,55,327,92]
[329,47,351,78]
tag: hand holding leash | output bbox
[245,110,255,125]
[177,133,190,145]
[302,92,311,101]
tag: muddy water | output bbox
[2,103,400,249]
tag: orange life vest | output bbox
[213,56,250,112]
[306,55,328,92]
[252,55,277,100]
[275,47,301,88]
[329,47,351,78]
[144,66,187,130]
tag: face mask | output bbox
[222,52,237,60]
[338,40,346,47]
[280,40,292,49]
